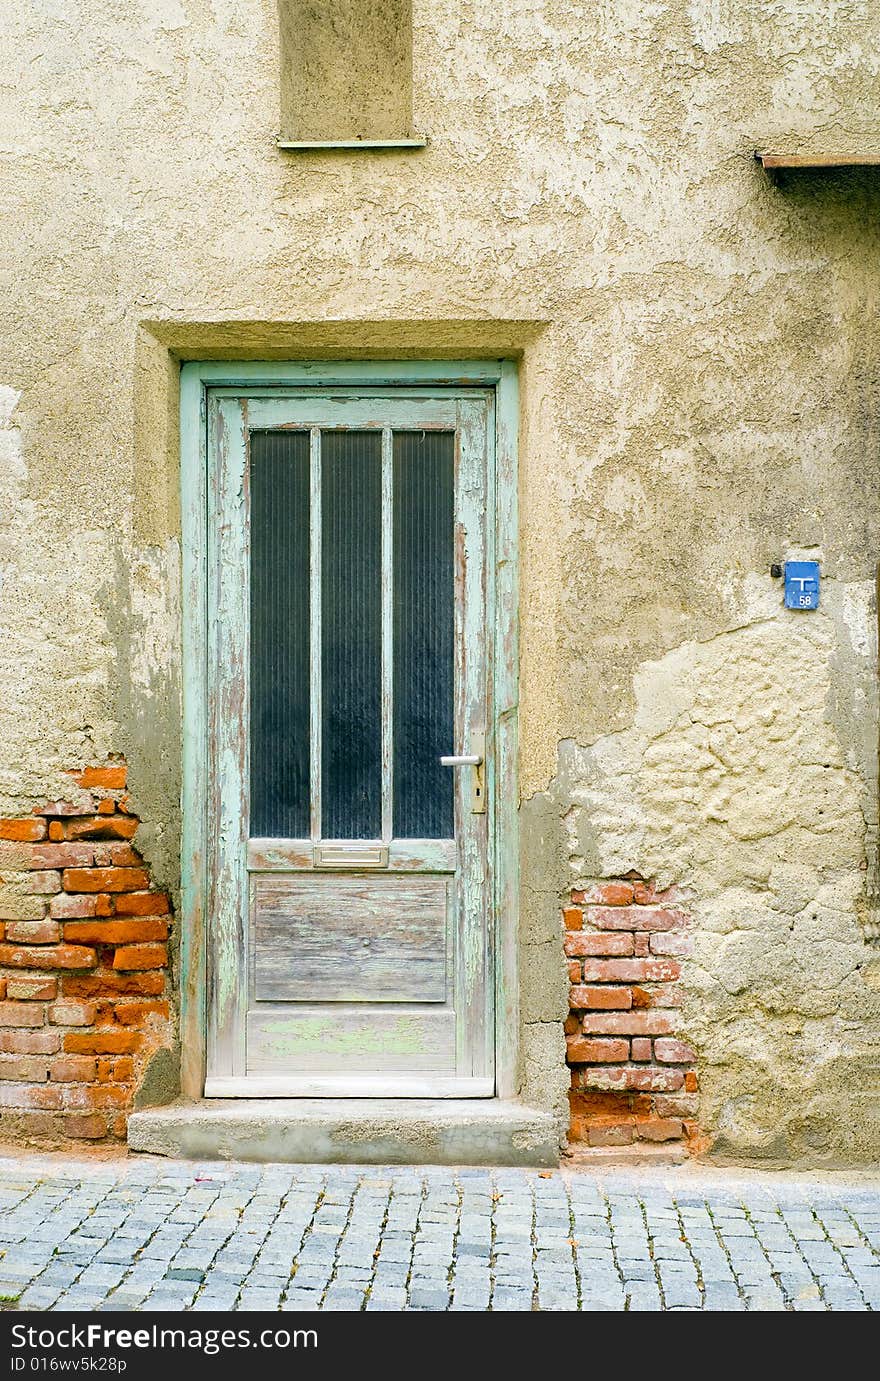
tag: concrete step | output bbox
[128,1098,560,1167]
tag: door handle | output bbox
[439,733,486,813]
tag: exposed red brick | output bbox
[5,976,57,1001]
[574,1066,685,1092]
[110,1000,170,1025]
[588,1122,635,1146]
[51,1055,98,1083]
[654,1037,697,1064]
[562,906,582,930]
[570,985,632,1010]
[33,800,97,818]
[93,844,142,867]
[61,868,149,894]
[578,933,634,957]
[71,766,127,790]
[570,1090,652,1119]
[653,1093,700,1118]
[580,957,681,983]
[63,816,138,842]
[649,933,694,956]
[0,1001,45,1028]
[63,972,165,997]
[64,1113,108,1139]
[573,882,634,907]
[0,1083,62,1110]
[684,1071,699,1092]
[111,943,167,971]
[48,1001,96,1027]
[584,906,685,932]
[579,1011,677,1036]
[0,1054,49,1081]
[63,1031,142,1055]
[26,871,62,895]
[31,844,95,870]
[111,892,170,916]
[5,920,61,944]
[566,1036,630,1063]
[565,932,636,958]
[635,1117,684,1142]
[63,918,169,945]
[96,799,116,816]
[570,1091,645,1118]
[63,1084,129,1110]
[0,1030,59,1054]
[632,880,677,905]
[96,1056,133,1081]
[0,819,46,841]
[48,822,64,840]
[565,881,699,1148]
[0,943,96,970]
[50,894,102,919]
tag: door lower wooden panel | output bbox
[246,1007,456,1075]
[252,873,448,1003]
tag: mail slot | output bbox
[313,843,389,869]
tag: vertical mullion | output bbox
[309,427,321,843]
[381,426,393,844]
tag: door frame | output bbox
[179,360,520,1102]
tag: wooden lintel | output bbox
[756,152,880,169]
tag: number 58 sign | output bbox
[784,561,820,610]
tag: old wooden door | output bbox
[205,389,494,1096]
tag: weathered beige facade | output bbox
[2,1,879,1163]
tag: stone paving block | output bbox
[365,1289,408,1310]
[625,1283,663,1310]
[491,1289,533,1310]
[0,1159,878,1314]
[322,1290,366,1311]
[408,1286,450,1309]
[702,1282,744,1310]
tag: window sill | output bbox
[756,152,880,169]
[278,137,428,151]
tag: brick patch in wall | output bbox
[565,877,701,1150]
[0,760,173,1145]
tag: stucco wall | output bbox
[2,1,879,1161]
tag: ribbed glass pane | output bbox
[393,431,455,839]
[321,430,383,838]
[249,430,310,839]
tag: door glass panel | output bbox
[392,431,455,839]
[249,430,310,839]
[321,430,383,838]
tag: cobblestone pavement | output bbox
[0,1155,878,1311]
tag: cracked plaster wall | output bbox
[2,1,880,1159]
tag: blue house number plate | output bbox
[784,561,820,610]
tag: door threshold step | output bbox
[127,1098,560,1167]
